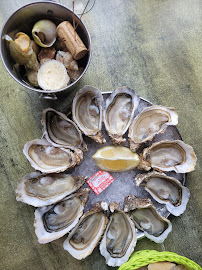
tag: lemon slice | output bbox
[92,146,140,172]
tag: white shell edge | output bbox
[34,204,84,244]
[99,213,137,267]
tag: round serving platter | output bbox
[66,91,186,240]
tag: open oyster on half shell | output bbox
[23,139,83,173]
[128,105,178,151]
[34,188,90,244]
[42,108,87,150]
[103,86,140,144]
[63,201,108,259]
[138,140,197,173]
[72,85,105,143]
[16,171,86,207]
[135,171,190,216]
[124,196,172,243]
[100,202,137,267]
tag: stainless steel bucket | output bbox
[0,1,91,99]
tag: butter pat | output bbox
[37,60,69,90]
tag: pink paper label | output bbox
[87,171,114,195]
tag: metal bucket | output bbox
[0,1,91,99]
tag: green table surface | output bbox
[0,0,201,269]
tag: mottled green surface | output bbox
[0,0,202,269]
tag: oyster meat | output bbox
[100,202,137,267]
[128,105,178,151]
[72,85,105,143]
[23,139,83,173]
[103,86,140,144]
[34,188,90,244]
[135,171,190,216]
[124,196,172,243]
[16,171,86,207]
[63,201,108,259]
[138,140,197,173]
[42,108,86,150]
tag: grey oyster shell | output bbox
[34,188,90,244]
[124,195,172,243]
[63,201,108,259]
[100,202,137,267]
[103,86,140,144]
[16,171,87,207]
[72,85,106,143]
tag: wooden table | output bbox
[0,0,201,269]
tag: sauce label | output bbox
[87,171,114,194]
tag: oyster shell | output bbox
[103,86,140,144]
[63,201,108,259]
[32,19,57,47]
[138,140,197,173]
[38,47,56,64]
[26,68,39,87]
[100,202,137,267]
[135,171,190,216]
[124,195,172,243]
[16,171,86,207]
[67,67,84,82]
[34,188,90,244]
[42,108,86,150]
[56,51,78,71]
[4,33,39,70]
[72,85,105,143]
[4,32,31,64]
[128,105,178,151]
[23,139,83,173]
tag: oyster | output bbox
[128,105,178,151]
[72,85,105,143]
[135,171,190,216]
[100,202,137,267]
[23,139,83,173]
[124,196,172,243]
[42,108,86,150]
[34,188,90,244]
[16,171,86,207]
[32,19,57,47]
[63,201,108,259]
[138,140,197,173]
[103,86,140,144]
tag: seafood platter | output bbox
[0,1,91,97]
[15,85,197,267]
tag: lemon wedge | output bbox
[92,146,140,172]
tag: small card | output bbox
[87,171,114,195]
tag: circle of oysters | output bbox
[15,85,197,267]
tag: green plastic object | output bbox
[118,250,202,270]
